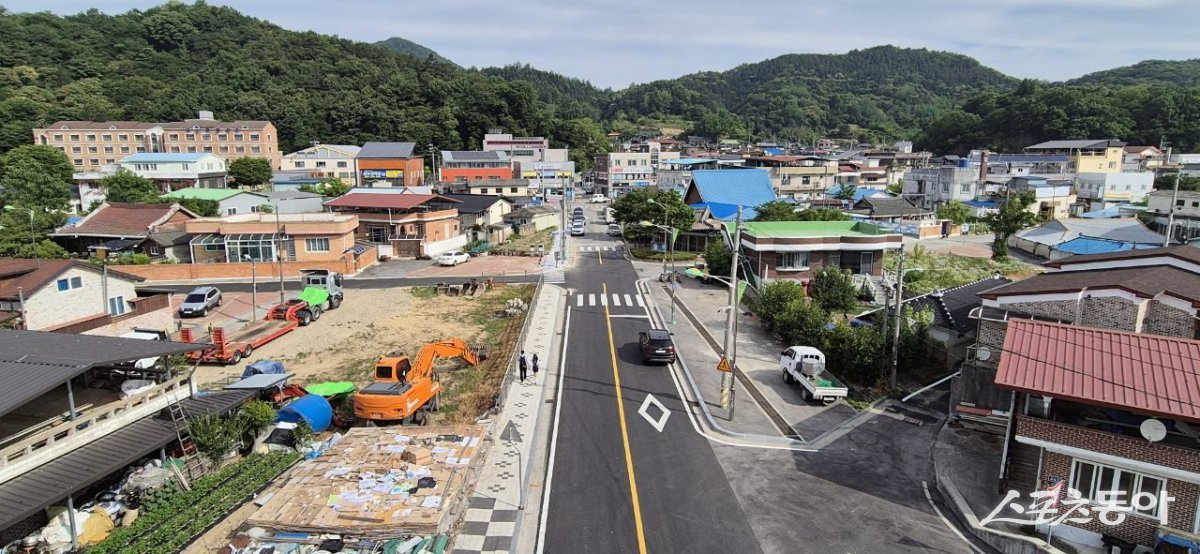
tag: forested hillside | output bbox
[0,3,609,167]
[1069,59,1200,88]
[374,37,458,67]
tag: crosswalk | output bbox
[542,270,566,284]
[575,292,644,308]
[578,246,620,252]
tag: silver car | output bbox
[178,286,222,317]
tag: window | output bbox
[169,133,179,141]
[105,158,114,164]
[219,146,229,154]
[136,147,146,153]
[1192,201,1199,208]
[234,133,243,141]
[170,146,180,153]
[1109,162,1117,169]
[188,146,197,153]
[86,134,96,141]
[236,146,245,154]
[227,207,238,215]
[249,134,259,141]
[89,158,99,166]
[315,161,326,168]
[117,133,127,141]
[56,276,83,292]
[107,296,127,316]
[217,133,227,141]
[203,146,212,153]
[104,146,113,153]
[201,133,211,140]
[73,158,83,166]
[72,146,82,153]
[88,146,98,153]
[1177,200,1186,207]
[121,146,131,154]
[1070,459,1165,518]
[776,252,810,270]
[961,183,971,193]
[204,244,223,252]
[133,134,143,141]
[53,134,63,142]
[510,187,518,193]
[186,133,196,141]
[102,134,112,142]
[479,188,488,194]
[305,238,330,252]
[182,164,190,170]
[70,134,80,141]
[294,161,305,168]
[251,146,261,154]
[367,226,389,243]
[337,161,348,168]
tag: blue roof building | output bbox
[683,169,776,221]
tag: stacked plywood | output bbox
[246,424,487,537]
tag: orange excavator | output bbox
[353,338,486,425]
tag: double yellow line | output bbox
[602,282,647,553]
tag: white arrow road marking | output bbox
[638,393,671,433]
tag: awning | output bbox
[342,244,368,255]
[190,233,225,246]
[223,233,278,242]
[88,238,139,252]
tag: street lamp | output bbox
[646,198,670,278]
[3,205,38,266]
[244,254,258,321]
[640,220,678,325]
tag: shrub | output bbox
[190,414,237,461]
[753,280,806,330]
[809,266,858,314]
[238,400,276,435]
[773,299,828,347]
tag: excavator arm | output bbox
[407,338,483,381]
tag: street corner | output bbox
[410,254,543,278]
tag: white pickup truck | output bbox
[780,346,848,404]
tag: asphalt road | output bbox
[542,220,761,554]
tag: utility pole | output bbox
[275,208,285,304]
[246,254,258,321]
[721,207,741,415]
[889,244,905,388]
[1165,169,1181,247]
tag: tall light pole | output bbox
[721,207,742,417]
[244,254,258,321]
[275,206,285,305]
[647,198,669,278]
[3,205,38,266]
[1164,169,1182,247]
[641,220,678,325]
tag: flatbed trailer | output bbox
[180,299,317,364]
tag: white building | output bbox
[902,166,981,209]
[280,144,361,186]
[72,153,228,211]
[1075,172,1155,210]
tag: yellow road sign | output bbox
[717,357,732,372]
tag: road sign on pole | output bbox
[716,357,732,373]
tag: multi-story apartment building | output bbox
[1024,139,1125,174]
[72,153,228,210]
[1146,189,1200,242]
[1007,176,1076,220]
[1123,145,1165,172]
[1075,172,1155,210]
[901,165,982,209]
[34,111,280,172]
[592,151,680,196]
[355,142,425,187]
[482,130,549,158]
[280,144,361,186]
[742,155,838,200]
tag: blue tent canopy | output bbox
[243,359,286,379]
[277,394,333,433]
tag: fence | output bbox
[0,374,192,483]
[47,293,172,335]
[494,275,545,412]
[109,249,378,282]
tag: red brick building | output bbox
[995,319,1200,552]
[438,150,513,182]
[355,142,425,187]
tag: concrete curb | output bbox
[932,424,1066,554]
[637,279,812,451]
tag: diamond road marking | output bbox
[637,393,670,433]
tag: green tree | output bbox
[898,306,935,371]
[753,280,807,330]
[228,157,274,187]
[0,158,70,211]
[101,168,158,203]
[753,201,800,221]
[981,191,1039,259]
[885,182,904,196]
[774,299,828,348]
[610,188,692,242]
[809,266,859,314]
[1153,174,1200,192]
[2,145,74,183]
[795,208,850,221]
[298,176,351,197]
[703,239,732,279]
[822,323,886,385]
[175,198,219,217]
[832,184,857,201]
[937,200,972,225]
[0,239,69,259]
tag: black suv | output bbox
[639,329,676,364]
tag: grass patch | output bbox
[493,227,558,255]
[629,248,699,262]
[884,245,1040,296]
[409,286,437,299]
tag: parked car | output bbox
[607,224,622,237]
[573,207,584,216]
[438,251,470,266]
[178,286,222,317]
[570,223,586,236]
[639,329,676,364]
[591,194,609,204]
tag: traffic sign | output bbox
[716,357,732,372]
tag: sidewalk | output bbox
[451,283,564,554]
[635,261,858,441]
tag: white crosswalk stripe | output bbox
[624,294,633,306]
[636,296,645,307]
[611,294,621,307]
[543,271,565,284]
[576,294,583,307]
[600,294,608,306]
[588,294,596,306]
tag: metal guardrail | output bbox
[0,373,191,474]
[494,274,546,411]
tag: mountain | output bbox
[1068,59,1200,87]
[374,37,458,67]
[480,64,613,120]
[604,46,1017,141]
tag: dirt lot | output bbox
[193,284,533,421]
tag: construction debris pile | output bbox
[246,425,487,537]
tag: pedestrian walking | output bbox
[518,350,528,382]
[531,353,540,380]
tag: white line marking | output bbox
[600,294,607,306]
[576,294,583,307]
[624,294,633,306]
[588,294,595,306]
[923,481,983,554]
[636,296,645,307]
[637,394,671,433]
[611,294,621,307]
[535,306,571,554]
[608,315,650,320]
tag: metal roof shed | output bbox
[0,330,206,419]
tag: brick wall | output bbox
[1144,300,1198,339]
[1077,296,1140,332]
[1036,450,1200,545]
[1001,300,1079,323]
[114,249,376,281]
[1019,417,1200,472]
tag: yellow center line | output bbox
[603,282,648,553]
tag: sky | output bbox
[7,0,1200,89]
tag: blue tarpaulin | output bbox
[1053,236,1160,255]
[242,359,286,379]
[277,394,333,433]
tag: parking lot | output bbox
[170,290,283,340]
